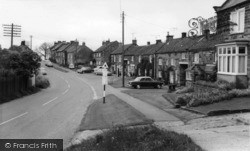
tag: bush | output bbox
[35,75,50,89]
[229,89,250,98]
[65,126,203,151]
[195,80,236,91]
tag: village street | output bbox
[0,65,249,150]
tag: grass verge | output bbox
[66,125,203,151]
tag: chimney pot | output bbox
[147,41,150,45]
[132,39,137,45]
[21,41,25,46]
[182,32,187,38]
[82,42,85,46]
[204,29,210,39]
[156,39,162,44]
[166,35,174,42]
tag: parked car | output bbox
[128,76,163,89]
[94,68,112,76]
[77,67,93,74]
[69,64,75,69]
[39,67,47,75]
[45,60,53,67]
[93,66,103,72]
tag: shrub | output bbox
[216,80,236,91]
[35,75,50,89]
[65,125,203,151]
[229,89,250,98]
[176,86,194,94]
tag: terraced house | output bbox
[93,40,119,67]
[51,41,93,67]
[214,0,250,88]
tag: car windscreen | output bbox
[134,77,141,81]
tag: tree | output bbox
[37,42,53,60]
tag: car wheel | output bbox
[157,84,162,89]
[133,85,136,89]
[136,85,141,89]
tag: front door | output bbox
[180,64,188,86]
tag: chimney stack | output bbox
[166,35,174,42]
[21,41,25,46]
[204,29,210,39]
[147,41,151,45]
[132,39,137,45]
[182,32,187,38]
[82,42,85,46]
[102,41,105,46]
[156,39,162,44]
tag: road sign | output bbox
[102,62,109,69]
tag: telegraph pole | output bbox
[122,11,125,87]
[3,23,21,48]
[30,35,33,50]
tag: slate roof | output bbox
[156,38,183,54]
[65,42,78,53]
[51,42,64,52]
[111,44,133,55]
[140,43,165,55]
[95,41,118,53]
[214,0,248,12]
[125,46,145,56]
[189,35,224,52]
[76,45,93,62]
[57,43,71,52]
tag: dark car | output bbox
[77,67,93,74]
[128,76,163,89]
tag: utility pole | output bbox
[30,35,33,50]
[122,11,125,87]
[3,23,21,48]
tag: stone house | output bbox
[65,41,79,67]
[214,0,250,88]
[55,42,71,66]
[75,42,93,65]
[93,40,119,67]
[156,34,204,86]
[111,40,137,76]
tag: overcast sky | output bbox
[0,0,225,50]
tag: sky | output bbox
[0,0,226,50]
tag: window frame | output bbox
[230,8,245,34]
[217,45,247,75]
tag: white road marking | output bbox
[42,97,58,106]
[0,112,28,126]
[76,77,98,100]
[62,89,69,95]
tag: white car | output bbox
[45,60,53,67]
[93,66,103,72]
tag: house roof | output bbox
[65,42,78,53]
[111,44,134,55]
[140,43,165,55]
[214,0,248,12]
[76,45,93,61]
[95,41,118,53]
[51,42,64,51]
[125,46,145,56]
[156,38,183,54]
[57,43,71,52]
[189,34,224,52]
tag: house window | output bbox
[230,8,245,33]
[139,55,141,63]
[158,58,163,65]
[149,55,152,63]
[131,56,134,62]
[218,45,247,75]
[113,55,116,62]
[158,71,162,78]
[166,59,169,66]
[181,53,186,59]
[171,58,175,66]
[119,55,121,62]
[194,53,199,63]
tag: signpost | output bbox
[102,62,108,104]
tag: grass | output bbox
[66,125,203,151]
